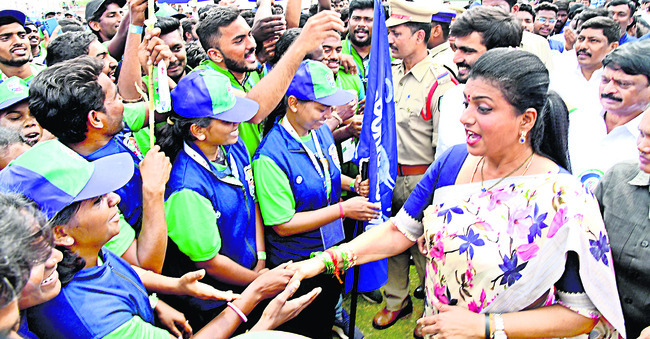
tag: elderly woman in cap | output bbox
[1,139,315,338]
[289,49,626,338]
[157,69,310,330]
[253,60,380,338]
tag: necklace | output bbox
[471,152,535,191]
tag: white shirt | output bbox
[568,109,641,192]
[435,84,466,159]
[550,53,604,116]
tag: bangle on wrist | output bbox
[256,251,266,260]
[485,313,490,339]
[338,202,344,219]
[349,179,356,193]
[129,24,143,35]
[332,112,343,126]
[227,302,248,323]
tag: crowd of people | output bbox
[0,0,649,338]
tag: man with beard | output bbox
[555,0,571,34]
[435,7,522,158]
[549,0,571,48]
[378,1,457,337]
[86,0,125,43]
[154,16,189,84]
[343,0,373,90]
[0,10,46,85]
[181,18,199,43]
[38,40,173,275]
[569,40,650,190]
[194,6,345,156]
[23,21,44,64]
[533,3,565,52]
[550,17,619,126]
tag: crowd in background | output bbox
[0,0,649,338]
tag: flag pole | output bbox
[346,0,396,336]
[145,0,156,149]
[349,161,367,339]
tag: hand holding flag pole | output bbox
[347,0,397,337]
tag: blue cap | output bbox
[286,60,355,107]
[0,10,27,26]
[0,139,133,219]
[432,10,457,23]
[171,69,260,123]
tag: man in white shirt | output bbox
[569,39,650,191]
[550,17,619,116]
[435,7,522,158]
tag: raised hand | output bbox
[139,145,171,196]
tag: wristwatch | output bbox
[492,313,507,339]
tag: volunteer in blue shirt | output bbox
[158,69,268,329]
[253,60,380,338]
[1,139,299,338]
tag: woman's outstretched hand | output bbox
[286,257,326,286]
[250,280,322,331]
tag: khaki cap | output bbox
[386,0,438,27]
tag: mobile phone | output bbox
[42,17,59,36]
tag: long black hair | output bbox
[468,48,571,172]
[156,112,212,161]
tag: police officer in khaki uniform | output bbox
[371,0,456,336]
[428,7,460,80]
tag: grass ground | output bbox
[338,265,423,339]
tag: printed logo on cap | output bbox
[325,72,336,87]
[6,78,25,93]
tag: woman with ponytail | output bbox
[290,49,626,338]
[157,69,288,330]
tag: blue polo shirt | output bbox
[83,126,145,232]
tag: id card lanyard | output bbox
[280,117,331,200]
[183,142,243,187]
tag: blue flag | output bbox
[346,0,396,293]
